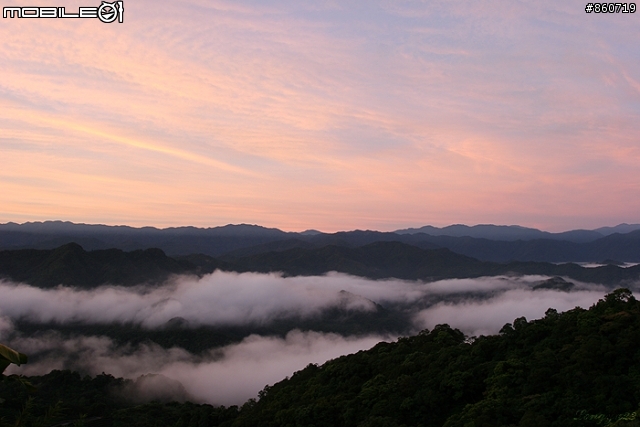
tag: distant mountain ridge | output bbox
[0,221,287,237]
[394,223,640,241]
[0,221,290,257]
[0,242,197,288]
[2,221,640,262]
[2,241,640,289]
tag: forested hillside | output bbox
[3,289,640,426]
[2,242,640,289]
[232,288,640,427]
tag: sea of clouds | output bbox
[0,270,622,405]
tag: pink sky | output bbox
[1,0,639,232]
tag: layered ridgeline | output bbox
[2,221,640,262]
[2,241,640,288]
[2,239,640,426]
[1,242,640,355]
[2,289,640,426]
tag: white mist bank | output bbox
[414,288,607,337]
[0,271,620,405]
[0,271,609,329]
[5,330,385,406]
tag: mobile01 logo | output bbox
[3,1,124,23]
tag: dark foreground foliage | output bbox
[230,289,640,427]
[0,370,240,427]
[5,289,640,426]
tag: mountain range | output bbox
[2,221,640,262]
[3,222,640,426]
[3,240,639,356]
[2,241,639,289]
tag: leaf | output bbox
[0,343,28,367]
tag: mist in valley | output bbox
[0,270,621,405]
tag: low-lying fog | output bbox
[0,271,623,405]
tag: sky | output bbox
[1,0,639,232]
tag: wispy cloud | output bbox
[1,0,639,230]
[6,330,385,405]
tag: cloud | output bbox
[0,316,14,341]
[5,330,384,406]
[0,271,610,329]
[119,374,193,404]
[0,272,382,327]
[414,288,607,337]
[1,1,640,231]
[0,271,622,405]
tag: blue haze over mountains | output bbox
[1,221,640,262]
